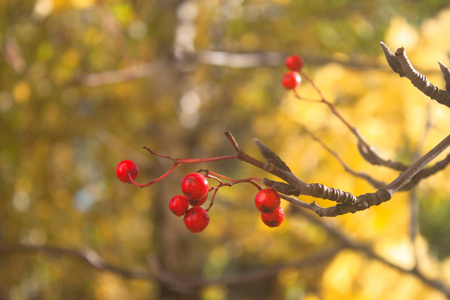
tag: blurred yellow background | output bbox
[1,0,450,299]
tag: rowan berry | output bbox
[255,188,281,213]
[285,55,304,71]
[282,71,301,89]
[116,160,139,183]
[261,207,284,228]
[189,193,208,206]
[183,207,210,233]
[181,173,209,200]
[169,195,189,216]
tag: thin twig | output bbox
[296,71,409,172]
[303,128,387,189]
[303,128,450,191]
[384,134,450,195]
[399,153,450,190]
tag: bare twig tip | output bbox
[438,61,450,92]
[224,131,241,152]
[379,42,404,75]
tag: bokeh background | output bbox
[1,0,450,299]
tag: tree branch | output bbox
[0,242,342,294]
[291,207,450,298]
[296,72,410,172]
[304,128,450,191]
[0,243,151,280]
[304,128,387,189]
[3,235,449,297]
[76,47,445,87]
[384,134,450,195]
[380,42,450,108]
[76,59,168,86]
[223,132,450,217]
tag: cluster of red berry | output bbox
[114,56,304,233]
[116,161,211,233]
[282,55,303,90]
[254,188,284,227]
[116,159,286,233]
[169,173,210,233]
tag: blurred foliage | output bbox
[1,0,450,299]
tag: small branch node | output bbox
[356,189,392,210]
[394,47,405,56]
[309,183,357,205]
[262,178,300,196]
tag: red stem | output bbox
[201,170,236,182]
[131,149,238,187]
[205,188,220,212]
[176,155,237,164]
[205,177,265,212]
[129,163,180,188]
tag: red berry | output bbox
[189,193,208,206]
[183,207,210,233]
[285,55,303,71]
[169,195,189,216]
[255,188,281,213]
[282,71,301,90]
[116,160,139,183]
[261,207,284,228]
[181,173,209,200]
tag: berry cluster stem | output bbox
[144,146,237,164]
[129,163,180,188]
[200,171,264,211]
[129,147,238,187]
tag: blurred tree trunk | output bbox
[151,1,201,298]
